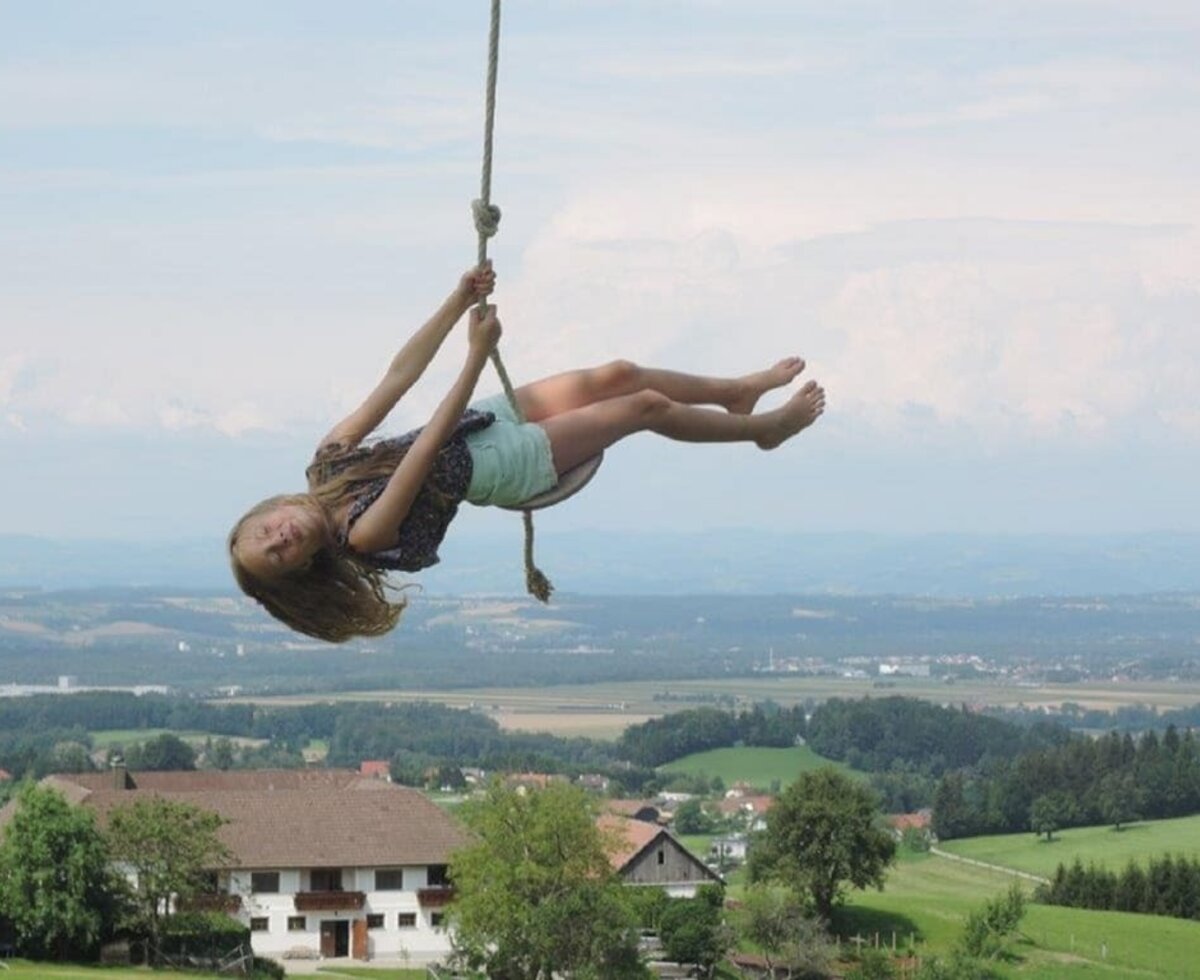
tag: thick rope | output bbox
[473,0,553,602]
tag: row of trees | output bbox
[933,726,1200,839]
[616,703,807,767]
[1038,856,1200,920]
[0,693,632,786]
[0,785,230,961]
[805,697,1071,776]
[994,700,1200,735]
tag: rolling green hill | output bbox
[941,814,1200,878]
[658,744,850,789]
[840,852,1200,979]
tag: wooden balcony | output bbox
[293,890,366,912]
[178,893,242,913]
[417,886,455,908]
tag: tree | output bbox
[673,799,712,835]
[105,797,231,961]
[739,885,833,979]
[958,885,1026,960]
[658,885,730,979]
[1029,792,1074,841]
[748,767,896,919]
[210,738,236,771]
[125,733,196,771]
[0,784,118,959]
[1097,772,1141,831]
[448,782,648,979]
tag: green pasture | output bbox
[942,813,1200,878]
[659,745,849,789]
[0,963,222,979]
[89,729,266,751]
[89,728,175,747]
[838,852,1200,979]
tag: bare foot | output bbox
[726,357,806,414]
[755,380,826,449]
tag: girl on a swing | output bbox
[229,263,826,641]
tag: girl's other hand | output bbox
[469,304,502,353]
[458,261,496,303]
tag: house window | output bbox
[375,869,405,891]
[250,917,269,932]
[251,872,280,894]
[287,916,306,932]
[366,914,385,929]
[427,864,449,887]
[657,849,665,866]
[397,913,417,928]
[310,868,342,891]
[431,912,446,929]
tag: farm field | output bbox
[942,814,1200,878]
[841,852,1200,979]
[659,745,849,788]
[224,674,1200,737]
[90,728,266,750]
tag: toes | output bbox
[801,379,818,393]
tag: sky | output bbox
[2,0,1198,544]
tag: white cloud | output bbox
[0,354,27,404]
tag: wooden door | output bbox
[320,921,336,958]
[352,918,369,960]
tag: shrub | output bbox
[916,952,1003,980]
[845,948,897,980]
[156,911,249,959]
[252,955,286,980]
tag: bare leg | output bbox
[510,357,805,423]
[540,382,826,474]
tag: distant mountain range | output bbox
[1,530,1198,596]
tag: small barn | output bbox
[599,814,721,898]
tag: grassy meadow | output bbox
[941,814,1200,878]
[0,965,223,979]
[89,729,266,751]
[658,744,849,788]
[839,852,1200,979]
[0,964,425,980]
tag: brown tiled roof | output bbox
[4,769,469,869]
[0,768,11,781]
[604,799,660,819]
[597,813,666,871]
[888,811,932,831]
[716,794,775,816]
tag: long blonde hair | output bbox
[228,440,413,643]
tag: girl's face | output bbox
[235,501,330,577]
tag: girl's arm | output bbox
[347,306,501,554]
[319,264,496,451]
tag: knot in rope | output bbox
[472,200,502,239]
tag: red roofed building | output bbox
[887,810,933,833]
[716,795,775,818]
[598,814,720,898]
[358,760,391,781]
[0,768,11,782]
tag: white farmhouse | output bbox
[17,768,468,964]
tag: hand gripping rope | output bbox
[471,0,604,602]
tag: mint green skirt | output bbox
[463,394,559,507]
